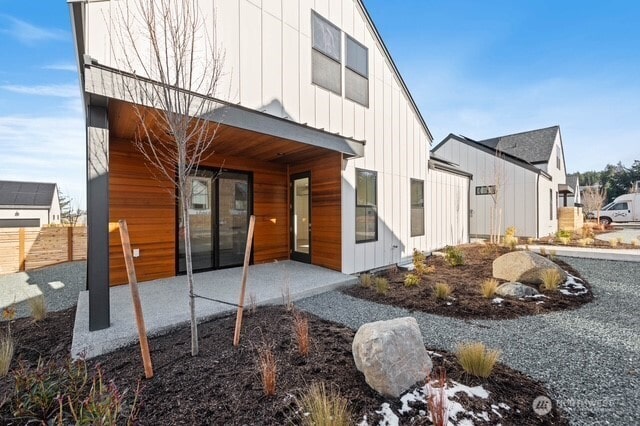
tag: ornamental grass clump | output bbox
[28,295,47,322]
[481,278,499,299]
[258,343,277,396]
[297,382,351,426]
[0,333,14,377]
[434,282,452,300]
[456,342,501,379]
[503,227,518,250]
[609,238,619,248]
[404,274,420,288]
[540,268,563,292]
[374,277,390,295]
[292,310,310,357]
[359,273,373,288]
[631,239,640,247]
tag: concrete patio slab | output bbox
[71,261,357,359]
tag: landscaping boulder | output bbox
[493,251,566,285]
[352,317,432,398]
[495,282,540,298]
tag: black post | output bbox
[87,103,110,331]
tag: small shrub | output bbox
[539,247,547,256]
[505,226,516,238]
[258,343,277,396]
[481,278,499,299]
[10,358,141,424]
[609,238,618,248]
[359,273,373,288]
[540,268,563,292]
[426,367,448,426]
[581,224,594,239]
[456,342,501,379]
[444,246,465,267]
[504,236,518,250]
[292,310,310,357]
[28,295,47,322]
[617,237,624,244]
[556,229,572,239]
[404,274,420,288]
[0,332,14,377]
[631,239,640,247]
[549,249,557,260]
[577,238,588,247]
[298,382,351,426]
[558,236,570,245]
[434,282,452,300]
[413,249,426,268]
[374,277,390,295]
[424,264,436,274]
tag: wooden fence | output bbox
[0,226,87,274]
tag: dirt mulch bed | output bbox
[527,225,639,249]
[0,307,567,425]
[344,245,593,320]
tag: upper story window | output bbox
[556,146,561,169]
[345,35,369,106]
[312,12,342,95]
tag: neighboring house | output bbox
[0,180,61,229]
[433,126,568,238]
[565,174,581,207]
[69,0,468,329]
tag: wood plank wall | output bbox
[108,137,291,285]
[289,152,343,271]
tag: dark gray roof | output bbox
[475,126,560,164]
[0,180,56,207]
[566,174,579,192]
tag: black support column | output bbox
[87,102,110,331]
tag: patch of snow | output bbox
[475,411,490,421]
[447,381,490,399]
[492,297,504,304]
[524,294,549,299]
[377,403,399,426]
[536,301,544,305]
[399,388,424,414]
[498,403,510,410]
[357,415,369,426]
[427,351,443,357]
[560,273,589,296]
[457,419,475,426]
[446,302,452,306]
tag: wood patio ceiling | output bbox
[108,100,337,165]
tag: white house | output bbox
[69,0,469,330]
[432,126,568,238]
[0,180,61,228]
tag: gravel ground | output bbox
[0,261,86,319]
[297,257,640,425]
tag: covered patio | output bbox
[71,260,356,359]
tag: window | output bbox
[556,146,561,170]
[410,179,424,236]
[609,202,629,211]
[312,12,341,94]
[550,189,553,220]
[191,178,210,210]
[345,35,369,106]
[356,169,377,242]
[475,185,496,195]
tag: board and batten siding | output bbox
[426,169,469,251]
[435,139,541,238]
[535,132,566,237]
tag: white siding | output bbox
[426,170,469,251]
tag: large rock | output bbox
[493,251,566,285]
[352,317,432,398]
[495,282,540,298]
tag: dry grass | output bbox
[257,343,277,396]
[632,239,640,247]
[28,295,47,322]
[539,247,547,256]
[0,332,14,377]
[609,238,619,248]
[558,236,570,245]
[426,367,449,426]
[374,277,390,295]
[434,282,452,300]
[456,342,501,379]
[404,274,420,288]
[540,268,563,292]
[292,310,310,357]
[297,382,351,426]
[248,292,257,315]
[359,273,373,288]
[481,278,499,299]
[527,237,535,244]
[281,283,294,312]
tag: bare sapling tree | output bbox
[582,186,607,224]
[489,151,505,244]
[111,0,224,356]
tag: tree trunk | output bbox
[180,185,199,356]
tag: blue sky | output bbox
[0,1,639,208]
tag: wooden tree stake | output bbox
[118,219,154,379]
[233,215,256,347]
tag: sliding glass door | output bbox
[178,169,251,273]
